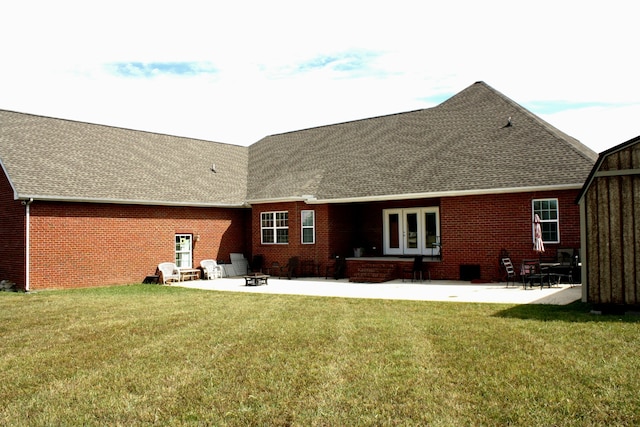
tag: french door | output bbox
[383,208,440,256]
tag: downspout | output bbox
[23,198,33,292]
[579,199,587,303]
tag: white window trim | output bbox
[261,211,289,244]
[301,210,315,244]
[532,198,560,244]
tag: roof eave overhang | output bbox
[247,184,584,205]
[15,194,249,208]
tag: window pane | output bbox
[261,213,273,228]
[276,212,288,227]
[424,212,437,247]
[302,228,314,243]
[388,213,399,249]
[276,229,289,243]
[406,213,418,249]
[542,223,557,241]
[302,211,314,226]
[262,229,274,244]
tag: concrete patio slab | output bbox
[174,277,582,305]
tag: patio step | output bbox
[349,262,398,283]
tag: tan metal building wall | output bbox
[578,136,640,305]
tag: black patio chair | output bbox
[521,259,545,289]
[325,256,346,280]
[280,256,300,280]
[250,254,264,273]
[403,256,429,283]
[501,257,516,287]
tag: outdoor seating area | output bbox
[499,247,581,290]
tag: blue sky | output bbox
[1,0,638,153]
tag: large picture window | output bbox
[261,211,289,244]
[532,199,559,243]
[301,210,315,244]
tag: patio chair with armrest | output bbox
[520,259,545,289]
[157,262,181,284]
[551,253,579,287]
[200,259,223,280]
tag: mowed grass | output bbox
[1,285,639,426]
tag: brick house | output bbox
[0,82,597,290]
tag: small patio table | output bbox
[244,273,269,286]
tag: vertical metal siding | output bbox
[585,144,640,305]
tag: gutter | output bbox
[16,194,248,208]
[22,198,33,292]
[246,184,584,205]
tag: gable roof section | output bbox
[0,110,248,206]
[247,81,597,203]
[576,134,640,204]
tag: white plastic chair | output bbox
[200,259,222,280]
[158,262,181,284]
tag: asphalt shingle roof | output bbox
[0,111,248,206]
[1,82,597,206]
[247,81,598,202]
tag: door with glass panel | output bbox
[383,209,403,255]
[422,208,440,256]
[175,234,193,268]
[383,208,440,256]
[403,209,422,255]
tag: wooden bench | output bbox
[179,268,200,281]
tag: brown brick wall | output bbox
[250,190,582,282]
[27,202,247,290]
[437,190,581,281]
[0,172,26,287]
[251,202,333,274]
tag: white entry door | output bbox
[383,208,440,256]
[383,209,403,255]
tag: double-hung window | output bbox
[261,211,289,244]
[301,210,315,244]
[532,199,559,243]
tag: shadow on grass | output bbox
[494,301,640,323]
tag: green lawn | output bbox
[1,285,639,426]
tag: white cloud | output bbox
[1,0,638,151]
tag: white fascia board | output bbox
[245,196,316,205]
[301,184,584,204]
[14,194,248,208]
